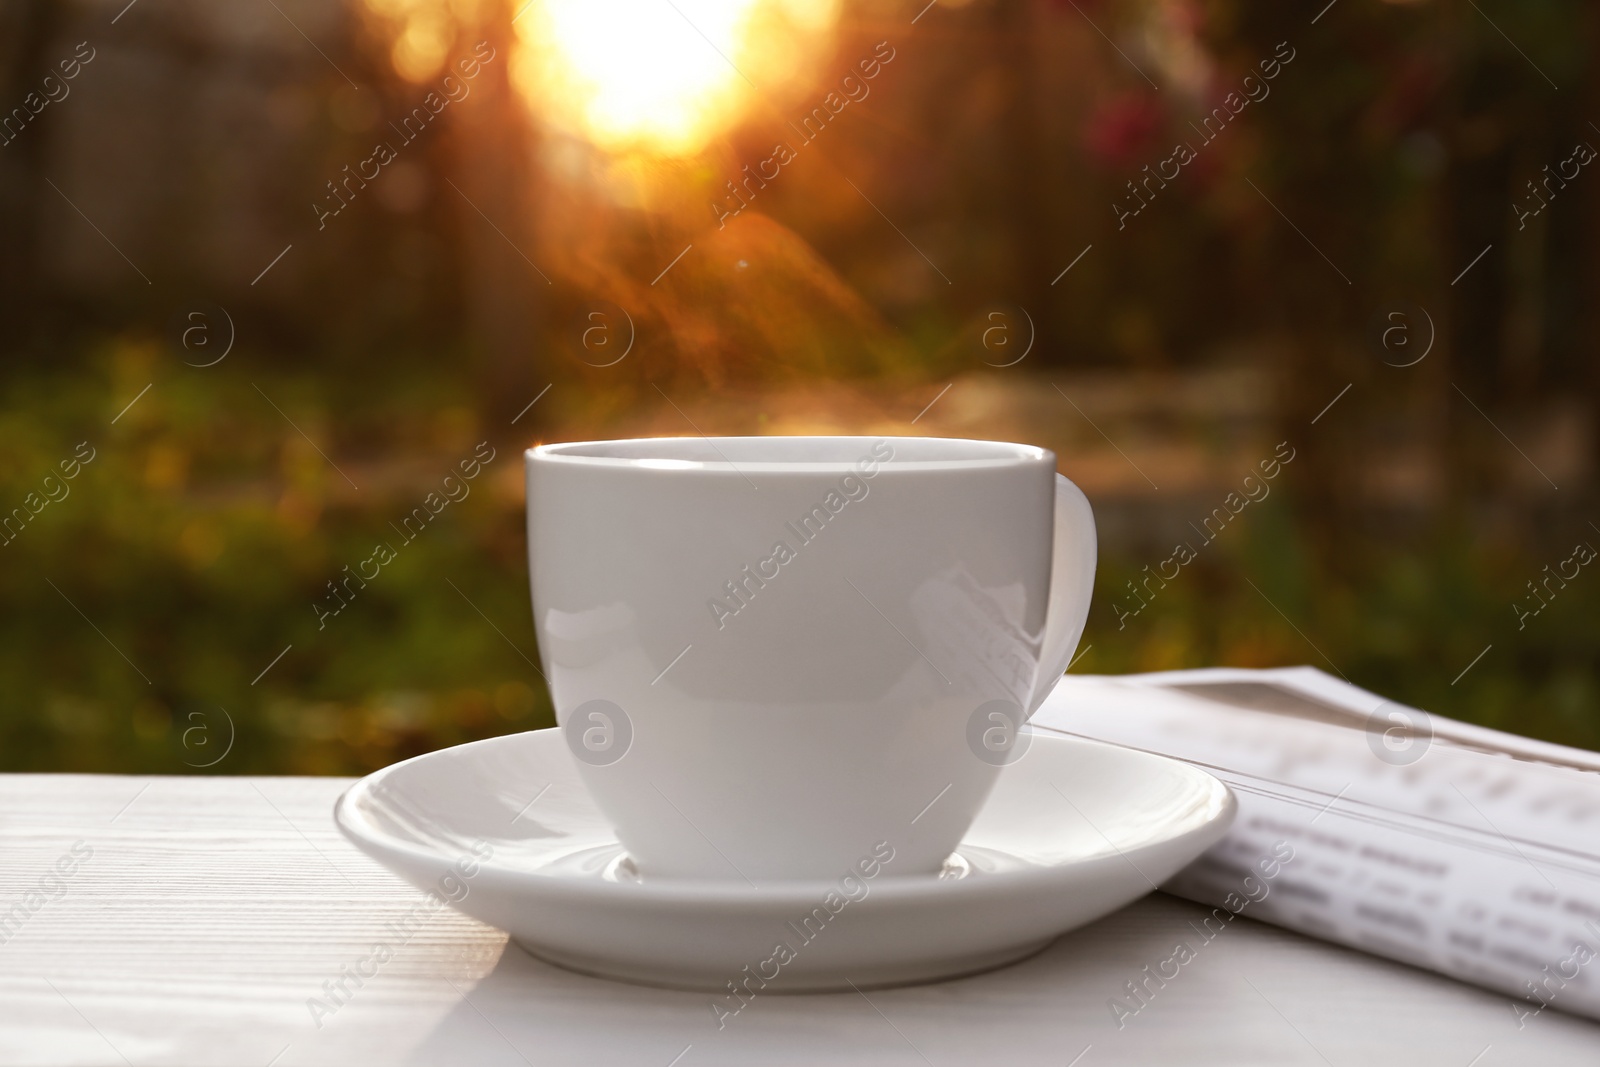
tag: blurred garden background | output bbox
[2,0,1598,775]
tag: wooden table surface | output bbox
[1,774,1596,1066]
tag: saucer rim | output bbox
[334,729,1236,908]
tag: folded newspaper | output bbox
[1031,667,1600,1026]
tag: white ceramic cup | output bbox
[525,436,1096,882]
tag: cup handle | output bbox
[1026,473,1098,715]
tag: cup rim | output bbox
[526,435,1050,474]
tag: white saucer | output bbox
[334,728,1234,992]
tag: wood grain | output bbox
[0,774,1594,1065]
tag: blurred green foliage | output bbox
[3,0,1599,774]
[1,341,553,776]
[1085,498,1600,754]
[4,338,1596,777]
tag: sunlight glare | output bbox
[513,0,839,155]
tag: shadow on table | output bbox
[406,891,1600,1066]
[404,917,1116,1067]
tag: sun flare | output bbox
[512,0,840,156]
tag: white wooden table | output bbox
[1,774,1596,1066]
